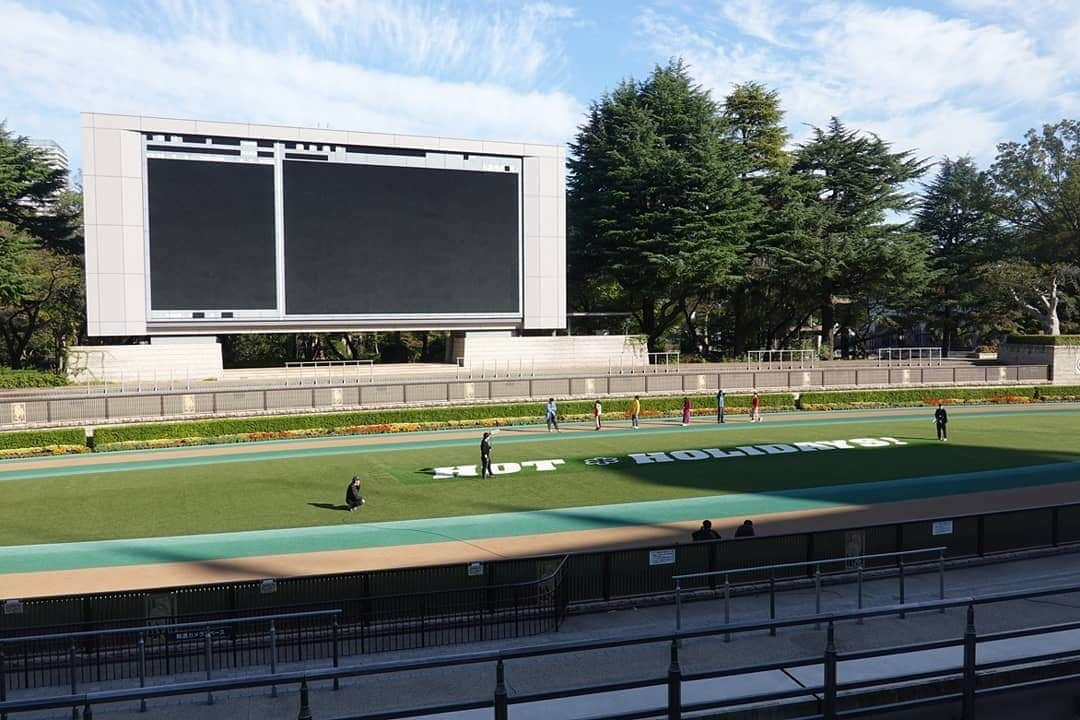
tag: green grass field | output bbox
[1,407,1078,546]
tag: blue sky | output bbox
[3,0,1078,175]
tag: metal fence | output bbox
[0,557,570,693]
[672,546,948,632]
[877,346,944,367]
[7,583,1080,720]
[747,348,816,369]
[0,363,1050,430]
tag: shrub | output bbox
[0,369,69,388]
[0,428,85,450]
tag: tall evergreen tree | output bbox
[791,118,930,356]
[567,60,758,351]
[915,157,1004,351]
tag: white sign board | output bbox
[468,562,485,577]
[932,520,954,536]
[649,549,676,566]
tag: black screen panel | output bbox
[283,161,519,315]
[147,159,276,310]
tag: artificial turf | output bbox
[1,407,1078,546]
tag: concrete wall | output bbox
[459,335,647,371]
[4,363,1050,429]
[999,343,1080,385]
[66,340,223,383]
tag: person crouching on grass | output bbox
[346,476,365,511]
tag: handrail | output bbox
[0,609,341,645]
[9,582,1080,718]
[673,546,948,631]
[673,546,946,582]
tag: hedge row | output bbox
[0,427,84,450]
[1006,335,1080,346]
[92,392,795,445]
[797,386,1080,410]
[0,369,69,388]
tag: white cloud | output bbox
[278,0,576,83]
[0,1,583,168]
[636,0,1077,162]
[718,0,788,45]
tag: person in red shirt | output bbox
[751,392,762,423]
[681,396,691,426]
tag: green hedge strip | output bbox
[0,370,69,388]
[0,428,84,450]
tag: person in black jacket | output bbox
[345,476,365,511]
[480,432,493,478]
[934,403,948,441]
[734,519,755,538]
[691,520,721,541]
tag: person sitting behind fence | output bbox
[733,519,755,538]
[691,520,721,541]
[346,476,365,511]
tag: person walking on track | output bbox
[480,432,494,477]
[545,398,560,432]
[751,392,762,423]
[934,403,948,441]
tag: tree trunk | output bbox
[820,294,835,358]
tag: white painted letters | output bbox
[630,452,676,464]
[522,459,565,472]
[670,450,710,461]
[433,465,479,479]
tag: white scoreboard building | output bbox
[81,113,566,340]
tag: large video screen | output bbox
[147,159,276,310]
[283,161,519,315]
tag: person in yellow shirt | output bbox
[630,395,641,429]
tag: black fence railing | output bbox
[0,498,1075,690]
[1,558,569,693]
[7,582,1080,720]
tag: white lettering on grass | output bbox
[793,442,836,452]
[670,450,710,461]
[850,438,890,448]
[881,437,907,445]
[757,444,798,455]
[433,465,479,479]
[630,452,676,464]
[521,459,565,472]
[703,448,746,459]
[817,440,856,450]
[735,446,767,456]
[490,462,522,475]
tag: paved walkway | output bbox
[8,549,1080,719]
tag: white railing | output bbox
[608,351,679,375]
[876,347,942,367]
[455,357,536,379]
[747,349,815,370]
[284,360,375,386]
